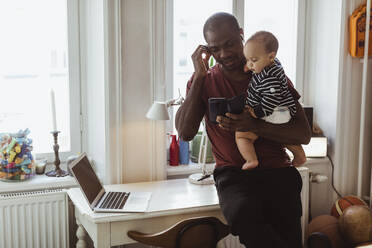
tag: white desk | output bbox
[67,178,224,248]
[68,168,309,248]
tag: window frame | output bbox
[165,0,306,133]
[32,0,82,162]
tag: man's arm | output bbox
[217,101,312,145]
[176,45,210,141]
[175,76,206,141]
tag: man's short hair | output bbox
[203,12,240,39]
[247,31,279,53]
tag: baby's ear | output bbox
[269,52,276,61]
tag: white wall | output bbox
[80,0,107,180]
[121,0,152,182]
[78,0,167,184]
[334,0,372,196]
[121,0,167,183]
[304,0,372,197]
[303,0,342,160]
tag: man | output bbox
[176,12,311,248]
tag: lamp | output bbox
[146,101,170,120]
[146,93,214,185]
[188,119,214,185]
[146,93,184,120]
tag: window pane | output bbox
[244,0,298,85]
[173,0,232,132]
[0,0,71,153]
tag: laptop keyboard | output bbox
[100,192,130,209]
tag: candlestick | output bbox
[46,131,68,177]
[50,89,57,132]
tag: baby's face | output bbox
[243,41,274,74]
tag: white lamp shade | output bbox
[146,101,170,120]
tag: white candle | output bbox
[50,89,57,132]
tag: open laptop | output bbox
[69,153,151,213]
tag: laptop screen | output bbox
[71,155,103,205]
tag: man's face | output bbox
[205,25,245,71]
[243,41,274,74]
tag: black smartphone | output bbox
[208,94,245,124]
[208,98,228,124]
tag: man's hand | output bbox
[217,101,311,144]
[176,45,210,141]
[191,45,211,78]
[246,106,257,118]
[216,108,258,132]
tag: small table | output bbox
[67,178,224,248]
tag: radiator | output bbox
[0,189,68,248]
[217,167,310,248]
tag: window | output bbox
[0,0,81,161]
[244,0,301,86]
[169,0,305,133]
[173,0,233,101]
[171,0,233,132]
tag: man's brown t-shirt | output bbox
[187,65,295,169]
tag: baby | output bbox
[236,31,306,170]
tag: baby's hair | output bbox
[246,31,278,53]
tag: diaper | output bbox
[262,106,291,124]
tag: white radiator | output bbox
[217,167,310,248]
[0,189,68,248]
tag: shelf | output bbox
[359,58,372,63]
[167,161,215,177]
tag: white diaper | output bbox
[262,106,291,124]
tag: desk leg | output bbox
[76,218,88,248]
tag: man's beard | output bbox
[219,57,245,71]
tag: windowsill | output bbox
[166,157,330,178]
[0,163,77,193]
[167,161,215,177]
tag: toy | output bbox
[0,129,35,181]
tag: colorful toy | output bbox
[0,129,35,181]
[14,145,21,154]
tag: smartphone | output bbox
[208,94,245,124]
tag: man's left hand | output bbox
[216,108,258,132]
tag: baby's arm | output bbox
[250,79,283,118]
[218,101,311,145]
[247,101,311,144]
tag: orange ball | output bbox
[307,215,346,248]
[339,205,372,244]
[331,195,367,218]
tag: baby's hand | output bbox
[245,106,257,118]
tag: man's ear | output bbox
[239,28,244,41]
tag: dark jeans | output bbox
[214,166,303,248]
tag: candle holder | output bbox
[46,131,69,177]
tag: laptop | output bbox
[69,153,151,213]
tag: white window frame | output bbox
[165,0,306,132]
[235,0,306,99]
[294,0,306,100]
[165,0,306,106]
[130,0,306,180]
[34,0,82,162]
